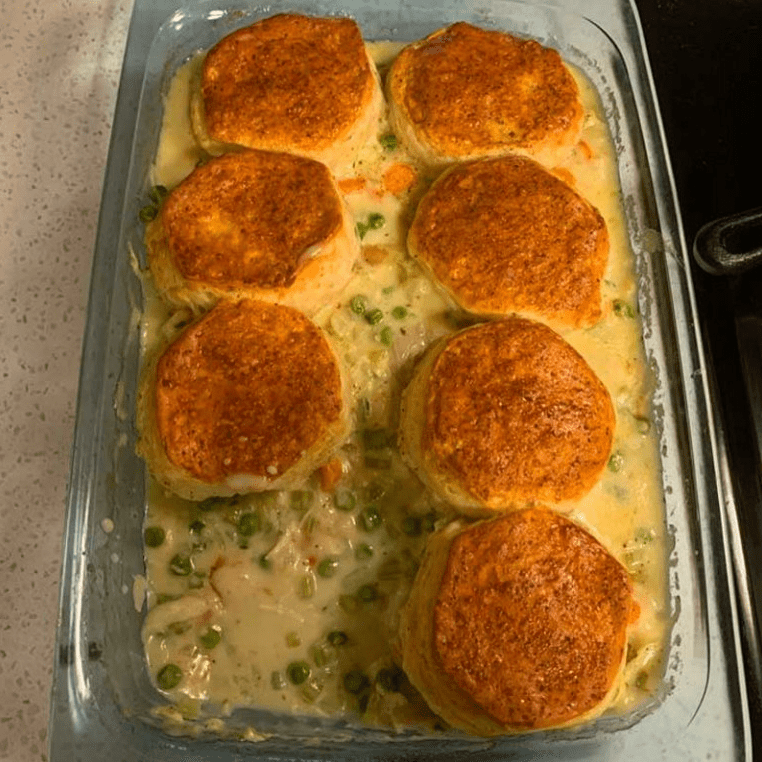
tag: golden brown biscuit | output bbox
[387,23,583,169]
[137,300,348,501]
[398,318,614,514]
[190,14,383,171]
[408,155,609,328]
[145,150,358,313]
[400,507,639,734]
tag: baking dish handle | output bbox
[694,206,762,275]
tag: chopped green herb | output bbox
[286,631,301,648]
[343,670,369,694]
[144,526,165,548]
[376,666,403,692]
[359,505,382,532]
[287,661,311,685]
[300,677,323,703]
[149,185,169,204]
[365,308,384,325]
[367,212,385,230]
[168,621,191,635]
[402,516,422,537]
[139,205,157,223]
[608,451,624,472]
[169,554,192,576]
[271,671,287,690]
[157,663,183,690]
[382,285,395,295]
[298,574,315,599]
[635,671,648,689]
[355,543,373,561]
[258,553,272,571]
[199,628,221,650]
[309,644,329,667]
[613,299,635,318]
[317,557,339,578]
[357,584,378,603]
[334,490,356,512]
[379,133,398,150]
[237,512,261,537]
[327,630,348,646]
[350,295,367,315]
[290,491,314,513]
[391,306,408,320]
[356,221,369,240]
[379,326,394,346]
[362,428,389,449]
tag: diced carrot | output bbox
[578,140,594,160]
[383,162,418,195]
[550,167,576,187]
[318,457,344,492]
[338,176,367,194]
[362,245,389,265]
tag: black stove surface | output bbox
[637,0,762,753]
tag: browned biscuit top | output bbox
[201,14,374,150]
[160,150,343,289]
[391,22,582,158]
[409,155,608,326]
[424,318,614,505]
[155,300,343,483]
[434,507,637,728]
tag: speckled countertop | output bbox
[0,2,133,761]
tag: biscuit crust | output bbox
[387,22,583,168]
[408,155,608,327]
[400,318,614,512]
[192,14,382,167]
[144,300,346,496]
[146,150,357,312]
[431,507,636,729]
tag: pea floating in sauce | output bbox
[287,661,311,685]
[157,663,183,690]
[144,526,165,548]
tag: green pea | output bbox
[402,516,422,537]
[333,490,356,512]
[188,520,205,534]
[343,670,369,694]
[317,557,339,578]
[391,306,408,320]
[287,661,311,685]
[149,185,169,204]
[139,205,157,223]
[359,505,382,532]
[327,630,348,646]
[290,491,314,513]
[379,133,398,150]
[355,543,373,561]
[156,663,183,690]
[368,213,385,230]
[169,554,192,576]
[350,295,367,315]
[144,526,165,548]
[357,584,378,603]
[376,666,403,692]
[237,511,261,537]
[365,308,384,326]
[199,628,221,649]
[379,326,394,346]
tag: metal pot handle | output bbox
[694,206,762,275]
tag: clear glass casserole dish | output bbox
[49,0,752,758]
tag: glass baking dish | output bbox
[48,0,752,758]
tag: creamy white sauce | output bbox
[140,40,669,729]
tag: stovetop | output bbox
[637,0,762,752]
